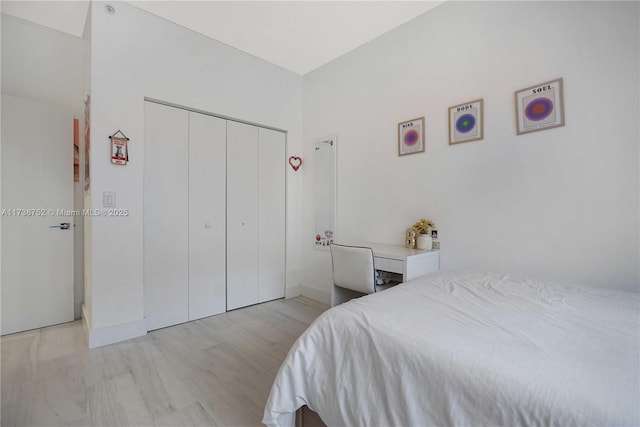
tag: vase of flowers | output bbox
[412,218,435,250]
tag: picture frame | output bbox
[515,77,565,135]
[398,117,425,156]
[73,118,80,182]
[84,95,91,192]
[449,99,483,145]
[111,136,128,165]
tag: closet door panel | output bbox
[189,112,227,320]
[226,121,259,310]
[259,128,286,302]
[144,102,189,330]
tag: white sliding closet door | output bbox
[227,121,259,310]
[259,128,286,303]
[145,101,285,321]
[189,112,227,320]
[144,102,189,330]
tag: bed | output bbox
[263,271,640,427]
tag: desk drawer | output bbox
[374,257,403,274]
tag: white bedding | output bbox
[263,271,640,427]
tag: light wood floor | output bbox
[1,296,328,427]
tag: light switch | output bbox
[103,191,116,207]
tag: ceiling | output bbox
[0,1,444,75]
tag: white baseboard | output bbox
[285,284,301,299]
[82,305,147,348]
[300,284,331,305]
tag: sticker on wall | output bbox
[315,230,334,247]
[109,130,130,165]
[288,156,302,171]
[449,99,484,145]
[515,77,565,135]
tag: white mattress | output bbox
[263,271,640,427]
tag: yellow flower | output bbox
[412,218,436,235]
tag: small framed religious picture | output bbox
[398,117,425,156]
[111,136,128,165]
[449,99,483,145]
[515,77,565,135]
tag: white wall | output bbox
[1,14,84,117]
[1,13,86,318]
[302,1,639,294]
[86,1,303,344]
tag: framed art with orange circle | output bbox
[515,77,565,135]
[398,116,425,156]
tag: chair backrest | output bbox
[329,244,376,294]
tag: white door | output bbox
[188,112,227,319]
[258,128,286,303]
[144,101,189,330]
[226,121,259,310]
[1,95,74,335]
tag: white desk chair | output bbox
[330,244,390,307]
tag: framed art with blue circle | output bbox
[515,78,565,135]
[449,98,483,145]
[398,117,425,156]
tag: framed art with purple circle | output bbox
[398,117,425,156]
[449,98,483,145]
[515,77,565,135]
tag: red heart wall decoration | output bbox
[288,156,302,171]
